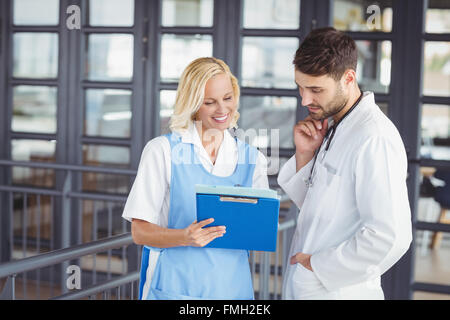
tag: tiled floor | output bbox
[413,197,450,300]
[413,243,450,299]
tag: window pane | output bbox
[79,200,127,244]
[241,37,298,89]
[243,0,300,29]
[82,145,130,194]
[421,104,450,161]
[426,9,450,33]
[426,0,450,33]
[86,34,134,81]
[13,33,58,79]
[423,42,450,97]
[12,139,56,188]
[12,139,56,162]
[83,145,130,167]
[89,0,135,26]
[333,0,392,32]
[160,34,213,82]
[12,85,57,134]
[162,0,213,27]
[85,89,132,138]
[13,0,59,25]
[160,90,177,134]
[415,164,450,292]
[356,40,391,94]
[239,95,297,149]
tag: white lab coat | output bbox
[278,92,412,300]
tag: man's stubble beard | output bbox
[309,84,349,121]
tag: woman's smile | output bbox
[212,114,229,123]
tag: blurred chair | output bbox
[430,170,450,250]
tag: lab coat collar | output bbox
[326,91,375,128]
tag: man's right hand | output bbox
[293,116,328,171]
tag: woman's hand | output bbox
[183,218,226,247]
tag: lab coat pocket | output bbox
[291,264,327,299]
[321,162,340,188]
[292,263,320,284]
[313,162,344,220]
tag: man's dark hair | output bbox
[293,27,357,81]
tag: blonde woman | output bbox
[122,57,268,300]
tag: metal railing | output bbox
[0,159,140,299]
[0,159,297,300]
[0,233,137,300]
[0,221,296,300]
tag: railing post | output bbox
[262,252,271,300]
[0,274,16,300]
[60,171,72,294]
[0,191,12,264]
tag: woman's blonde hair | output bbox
[169,57,240,132]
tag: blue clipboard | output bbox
[195,185,280,252]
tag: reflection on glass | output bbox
[13,33,58,79]
[82,145,130,194]
[241,37,298,89]
[426,0,450,34]
[80,200,127,243]
[423,42,450,97]
[160,34,213,82]
[13,0,59,25]
[421,105,450,161]
[239,95,297,149]
[85,89,132,138]
[243,0,300,29]
[83,145,130,167]
[426,9,450,34]
[12,139,56,162]
[12,193,54,251]
[355,40,391,94]
[12,139,56,188]
[415,164,450,297]
[12,85,57,134]
[89,0,135,26]
[160,90,177,134]
[86,34,134,81]
[333,0,392,32]
[162,0,213,27]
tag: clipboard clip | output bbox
[219,196,258,204]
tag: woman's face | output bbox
[195,73,236,134]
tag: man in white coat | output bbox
[278,27,413,300]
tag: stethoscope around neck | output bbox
[305,91,363,188]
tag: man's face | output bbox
[294,70,349,121]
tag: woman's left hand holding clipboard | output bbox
[183,218,226,247]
